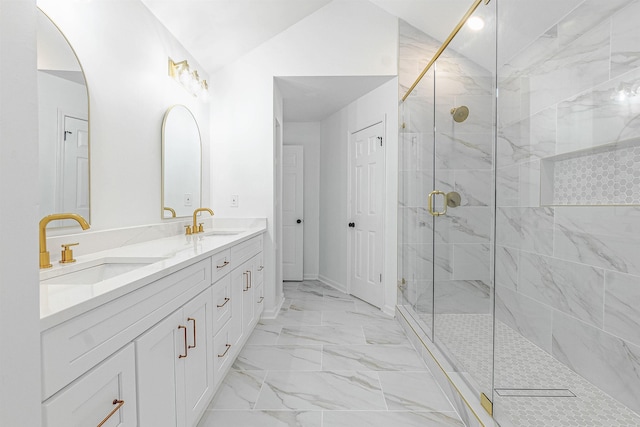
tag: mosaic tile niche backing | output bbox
[542,141,640,206]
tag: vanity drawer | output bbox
[41,259,211,400]
[211,248,231,283]
[212,274,232,335]
[230,235,262,268]
[42,343,137,427]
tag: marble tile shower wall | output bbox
[398,20,494,323]
[496,0,640,415]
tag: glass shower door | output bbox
[430,6,497,406]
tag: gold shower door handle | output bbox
[428,190,448,216]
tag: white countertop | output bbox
[40,224,266,330]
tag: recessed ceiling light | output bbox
[467,16,485,31]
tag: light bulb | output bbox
[467,16,485,31]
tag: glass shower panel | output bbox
[432,1,497,401]
[494,0,640,425]
[398,66,436,338]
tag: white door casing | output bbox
[282,145,304,281]
[348,122,385,308]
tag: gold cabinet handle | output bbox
[247,270,252,288]
[187,317,196,349]
[243,272,249,291]
[217,297,230,308]
[428,190,448,216]
[217,343,231,358]
[97,399,125,427]
[258,296,264,304]
[216,260,230,269]
[258,265,264,271]
[178,325,188,358]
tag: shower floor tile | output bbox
[198,280,464,427]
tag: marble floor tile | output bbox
[197,410,322,427]
[363,321,412,345]
[245,323,281,345]
[323,410,465,427]
[379,371,455,412]
[290,298,357,312]
[254,371,387,410]
[277,325,367,345]
[321,309,394,327]
[201,281,465,426]
[234,345,322,371]
[209,370,266,409]
[322,345,428,371]
[259,309,322,326]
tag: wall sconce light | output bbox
[168,57,209,99]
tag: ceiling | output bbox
[276,76,395,122]
[141,0,582,122]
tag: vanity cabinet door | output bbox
[42,343,137,427]
[135,310,185,427]
[212,274,232,335]
[183,287,214,427]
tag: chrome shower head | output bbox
[450,106,470,123]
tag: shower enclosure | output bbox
[398,0,640,426]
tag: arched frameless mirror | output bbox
[37,9,90,228]
[162,105,202,218]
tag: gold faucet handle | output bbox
[198,223,204,233]
[60,243,79,264]
[185,225,193,235]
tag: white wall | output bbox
[37,0,211,230]
[318,78,398,314]
[0,1,41,424]
[283,122,321,279]
[211,0,398,315]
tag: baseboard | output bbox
[303,274,319,280]
[382,304,395,317]
[318,274,347,293]
[261,295,285,319]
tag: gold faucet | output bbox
[191,208,214,234]
[39,213,90,269]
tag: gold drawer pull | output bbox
[178,325,188,358]
[216,260,229,269]
[97,399,125,427]
[217,343,231,358]
[217,297,230,308]
[243,272,249,291]
[258,265,264,271]
[187,317,196,349]
[258,297,264,304]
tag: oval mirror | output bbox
[162,105,202,218]
[37,9,90,228]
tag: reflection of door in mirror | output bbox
[37,9,90,228]
[162,105,202,219]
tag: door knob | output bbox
[296,219,302,224]
[348,222,355,228]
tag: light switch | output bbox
[231,195,239,207]
[184,193,192,206]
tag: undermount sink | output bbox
[40,257,166,286]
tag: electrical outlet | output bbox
[231,195,239,207]
[184,193,192,206]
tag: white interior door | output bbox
[282,145,304,281]
[61,115,89,219]
[349,122,384,308]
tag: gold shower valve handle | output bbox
[428,190,448,216]
[60,243,79,264]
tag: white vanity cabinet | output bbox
[42,343,137,427]
[136,287,213,427]
[41,230,265,427]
